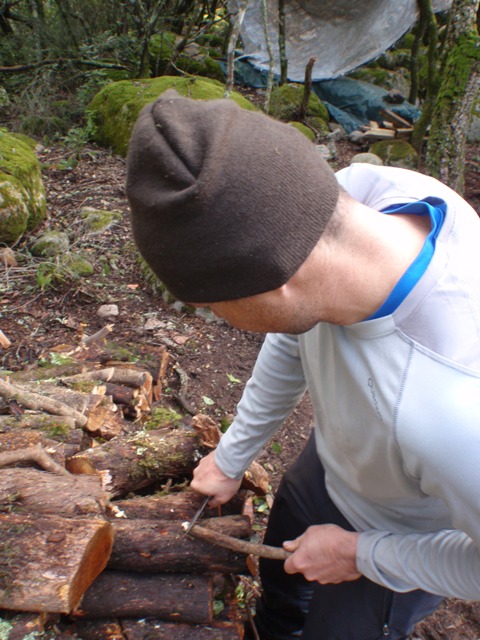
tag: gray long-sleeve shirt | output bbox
[215,165,480,599]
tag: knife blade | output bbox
[184,495,211,534]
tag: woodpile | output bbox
[0,351,270,639]
[360,108,414,142]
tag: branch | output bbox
[186,523,291,560]
[0,444,69,475]
[0,58,130,73]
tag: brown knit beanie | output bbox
[126,89,339,303]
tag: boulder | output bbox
[0,130,46,245]
[369,140,418,169]
[88,76,256,157]
[268,83,329,134]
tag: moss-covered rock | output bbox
[62,252,94,277]
[31,230,70,257]
[269,83,329,123]
[88,75,256,156]
[350,152,383,166]
[288,121,316,141]
[80,207,123,234]
[369,140,418,169]
[0,130,46,245]
[349,68,410,97]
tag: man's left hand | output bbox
[283,524,361,584]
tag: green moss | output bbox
[80,207,122,233]
[144,406,183,430]
[88,75,256,156]
[31,231,69,257]
[0,130,46,243]
[369,140,418,169]
[288,121,316,141]
[268,83,329,123]
[62,252,94,277]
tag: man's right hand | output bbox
[190,450,242,506]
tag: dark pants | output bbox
[255,435,443,640]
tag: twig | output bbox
[0,444,69,476]
[172,365,197,415]
[187,523,291,560]
[153,348,170,402]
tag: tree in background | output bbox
[424,0,479,193]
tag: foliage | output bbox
[0,1,230,140]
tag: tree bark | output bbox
[121,619,245,640]
[0,430,67,467]
[66,424,204,497]
[425,0,480,192]
[0,467,109,517]
[110,489,246,521]
[108,515,251,574]
[0,513,113,613]
[75,571,214,624]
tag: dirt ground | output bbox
[1,132,480,638]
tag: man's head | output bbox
[126,90,339,304]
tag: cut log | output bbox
[0,467,109,516]
[66,424,203,497]
[65,619,126,640]
[121,619,245,640]
[109,490,247,521]
[0,513,113,613]
[0,378,88,428]
[363,128,396,140]
[0,612,50,640]
[75,571,214,624]
[62,367,153,404]
[108,515,251,574]
[84,395,126,440]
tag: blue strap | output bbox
[366,197,446,320]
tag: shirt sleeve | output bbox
[215,332,307,479]
[357,360,480,599]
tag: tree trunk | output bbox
[0,467,109,517]
[425,0,480,192]
[66,424,204,497]
[0,513,113,613]
[75,571,214,624]
[108,515,251,574]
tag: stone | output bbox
[350,153,384,166]
[0,247,17,267]
[63,252,94,277]
[97,304,119,318]
[80,207,123,234]
[369,139,418,169]
[288,122,316,141]
[31,231,70,257]
[0,130,46,245]
[268,84,329,133]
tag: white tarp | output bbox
[229,0,453,81]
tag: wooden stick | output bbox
[81,324,114,347]
[186,523,291,560]
[0,329,11,349]
[0,444,70,475]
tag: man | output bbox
[126,90,480,640]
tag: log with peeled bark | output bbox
[108,515,251,574]
[0,513,113,613]
[75,571,214,624]
[109,489,247,521]
[0,467,109,517]
[66,423,203,497]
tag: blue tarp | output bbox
[222,59,420,134]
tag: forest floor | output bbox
[1,128,480,638]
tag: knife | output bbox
[184,494,211,534]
